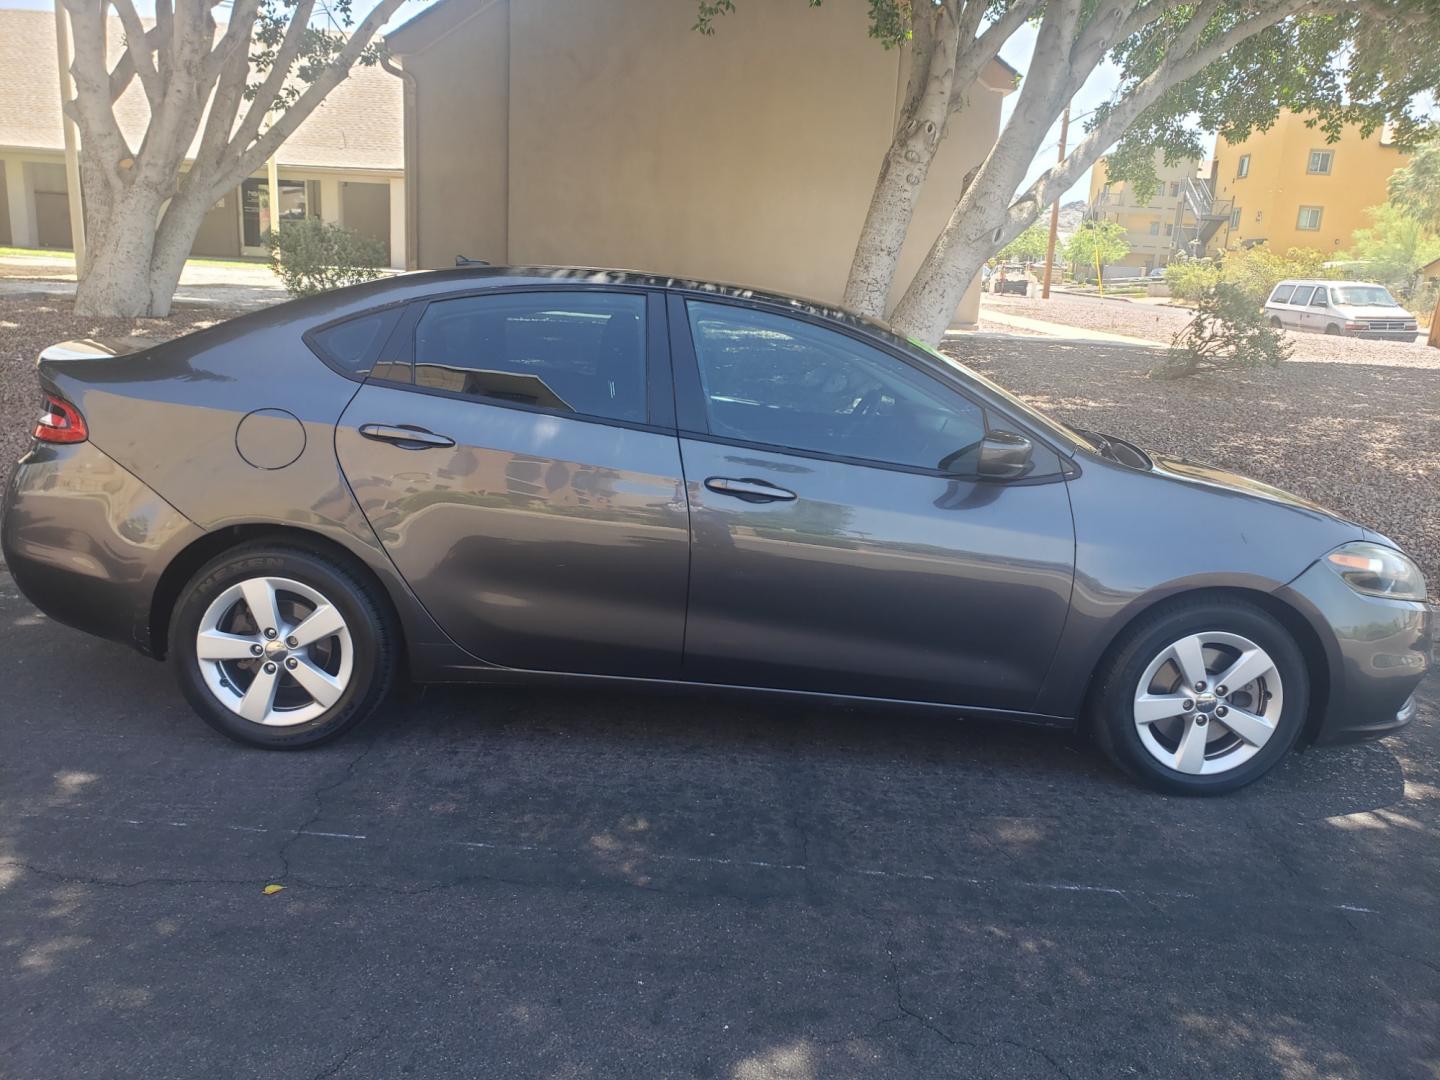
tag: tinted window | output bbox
[1269,285,1295,304]
[413,292,646,422]
[308,309,400,375]
[1310,288,1330,308]
[1289,286,1315,306]
[686,301,986,473]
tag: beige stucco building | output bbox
[0,9,405,267]
[1086,151,1226,273]
[389,0,1016,326]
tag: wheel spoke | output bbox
[1214,647,1275,694]
[237,664,280,723]
[289,603,346,648]
[1134,693,1190,726]
[1169,635,1209,689]
[1217,705,1275,747]
[288,658,344,708]
[196,629,260,660]
[1173,717,1210,774]
[241,578,283,637]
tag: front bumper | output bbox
[1352,330,1420,342]
[2,441,200,655]
[1277,559,1433,745]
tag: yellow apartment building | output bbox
[1087,151,1220,273]
[1210,112,1411,254]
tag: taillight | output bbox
[33,395,88,444]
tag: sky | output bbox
[3,0,1124,204]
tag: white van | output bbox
[1263,280,1419,341]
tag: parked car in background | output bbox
[1264,280,1419,340]
[991,264,1030,295]
[1148,267,1167,280]
[3,267,1431,795]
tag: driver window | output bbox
[685,301,986,472]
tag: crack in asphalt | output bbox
[275,737,380,882]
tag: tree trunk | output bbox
[72,189,165,317]
[840,9,959,319]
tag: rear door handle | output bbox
[358,424,456,449]
[704,477,797,503]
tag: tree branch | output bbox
[949,0,1041,114]
[62,0,134,175]
[228,0,319,158]
[221,0,410,196]
[110,0,161,107]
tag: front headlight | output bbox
[1325,542,1428,601]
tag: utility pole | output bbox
[54,4,87,276]
[1041,103,1070,301]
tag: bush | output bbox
[264,218,386,297]
[1164,257,1221,303]
[1154,281,1293,379]
[1219,246,1330,302]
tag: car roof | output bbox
[308,264,922,349]
[1274,279,1386,289]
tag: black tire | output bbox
[168,543,397,749]
[1324,324,1341,336]
[1269,316,1284,328]
[1090,598,1309,795]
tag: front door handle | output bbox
[358,424,456,449]
[704,476,797,503]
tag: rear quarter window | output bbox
[305,308,402,376]
[1268,285,1295,304]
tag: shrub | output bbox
[1164,257,1221,303]
[1154,281,1293,379]
[1219,246,1330,302]
[264,219,386,297]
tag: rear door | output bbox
[334,288,690,676]
[668,296,1076,711]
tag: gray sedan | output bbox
[3,267,1431,794]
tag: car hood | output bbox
[1144,450,1360,526]
[1335,305,1415,320]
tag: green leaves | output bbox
[1064,219,1131,278]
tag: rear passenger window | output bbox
[413,292,646,422]
[1289,286,1314,306]
[1269,285,1295,305]
[307,309,401,375]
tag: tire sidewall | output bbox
[170,548,387,748]
[1097,602,1309,795]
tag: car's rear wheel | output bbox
[169,544,396,748]
[1091,599,1308,794]
[1269,315,1283,328]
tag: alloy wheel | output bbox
[194,576,354,727]
[1132,631,1284,776]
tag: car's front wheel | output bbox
[1091,599,1308,794]
[169,544,397,748]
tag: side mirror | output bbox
[977,430,1033,480]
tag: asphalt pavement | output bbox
[2,564,1437,1079]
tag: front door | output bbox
[336,288,690,676]
[669,298,1076,711]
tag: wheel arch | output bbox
[148,524,410,668]
[1078,585,1333,747]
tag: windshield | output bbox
[1331,286,1398,307]
[905,336,1100,454]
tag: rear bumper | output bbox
[1276,560,1433,745]
[2,441,200,655]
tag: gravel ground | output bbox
[983,290,1434,364]
[945,332,1440,600]
[0,297,240,472]
[2,293,1436,598]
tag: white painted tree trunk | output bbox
[72,189,165,317]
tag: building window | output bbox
[241,177,318,249]
[1307,150,1334,175]
[1165,223,1174,236]
[1236,154,1251,178]
[1296,206,1324,231]
[1148,221,1160,235]
[1230,207,1242,229]
[1168,181,1180,197]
